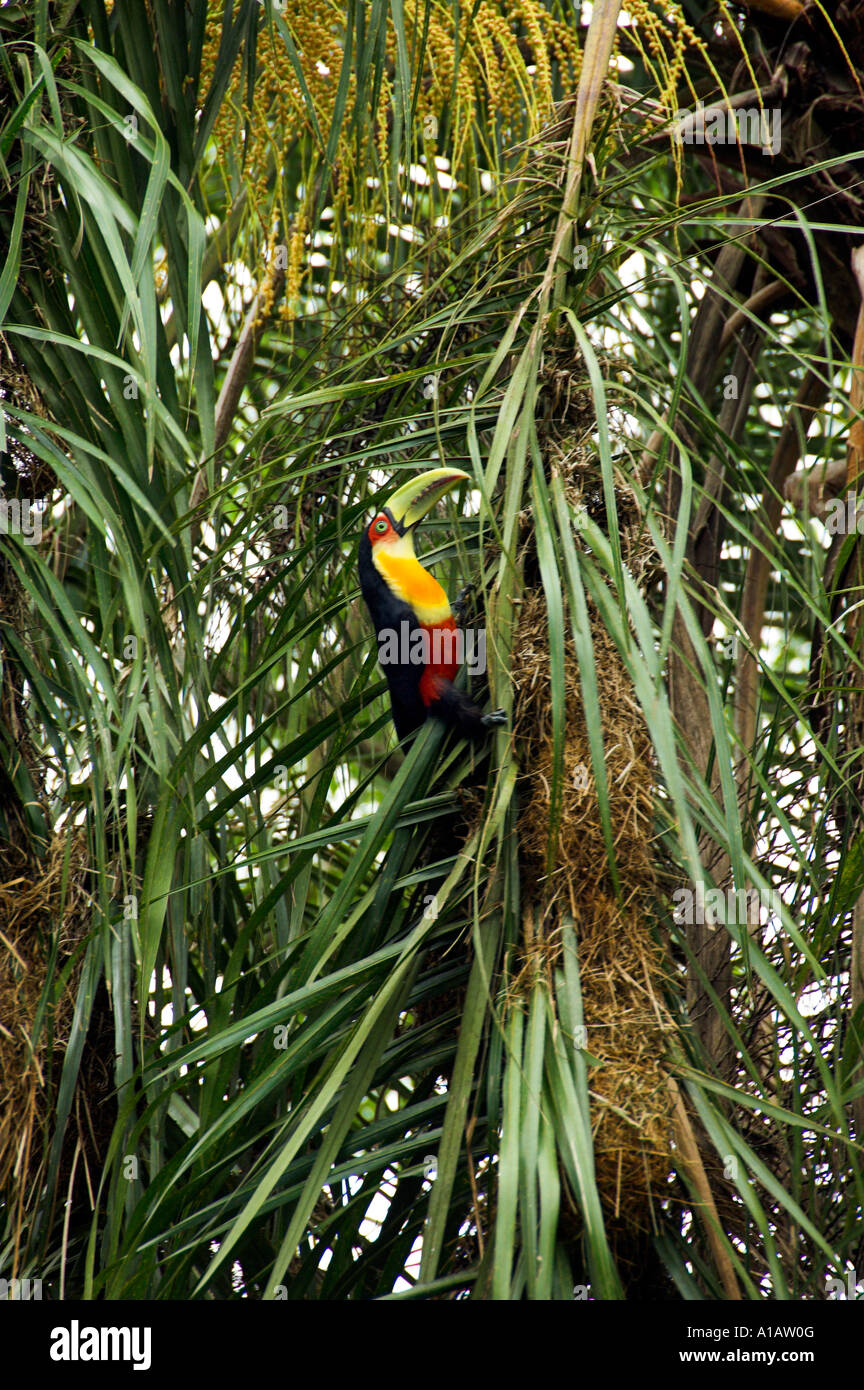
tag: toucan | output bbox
[358,468,506,741]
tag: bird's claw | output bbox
[453,583,476,623]
[481,709,507,729]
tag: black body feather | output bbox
[358,530,427,739]
[358,530,502,742]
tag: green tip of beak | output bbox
[384,468,471,531]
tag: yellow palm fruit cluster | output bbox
[197,2,704,193]
[280,210,307,324]
[194,1,705,319]
[198,1,583,205]
[622,0,707,125]
[405,0,580,152]
[254,225,284,331]
[198,3,349,224]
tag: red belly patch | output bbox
[419,618,460,706]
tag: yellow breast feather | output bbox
[375,552,453,625]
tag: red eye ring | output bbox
[373,517,389,535]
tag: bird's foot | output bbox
[453,583,476,623]
[481,708,507,729]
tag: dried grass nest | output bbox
[509,468,677,1227]
[0,830,92,1206]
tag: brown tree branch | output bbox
[717,279,788,354]
[660,195,766,1076]
[735,368,828,756]
[189,259,286,515]
[669,1078,741,1299]
[742,0,804,20]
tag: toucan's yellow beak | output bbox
[384,468,471,533]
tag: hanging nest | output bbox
[0,829,91,1209]
[509,412,677,1234]
[0,457,103,1240]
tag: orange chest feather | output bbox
[374,553,453,624]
